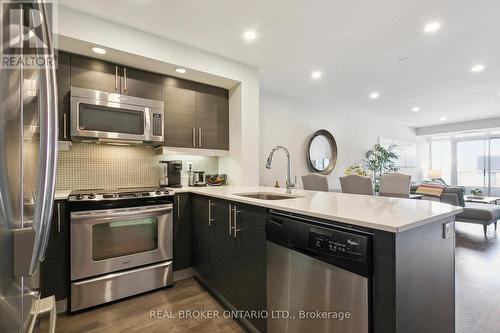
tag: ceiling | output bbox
[59,0,500,127]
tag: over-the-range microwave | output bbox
[70,87,164,144]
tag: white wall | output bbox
[55,6,260,186]
[260,92,423,189]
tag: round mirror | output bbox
[306,129,338,175]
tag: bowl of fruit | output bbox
[206,174,227,186]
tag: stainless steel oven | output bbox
[69,187,174,311]
[71,204,173,281]
[70,87,164,144]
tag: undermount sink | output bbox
[235,192,302,200]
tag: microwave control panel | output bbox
[152,111,163,137]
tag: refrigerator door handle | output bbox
[28,0,58,275]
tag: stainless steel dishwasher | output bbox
[266,210,372,333]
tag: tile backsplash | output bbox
[56,143,159,190]
[56,143,219,190]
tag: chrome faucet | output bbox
[265,145,296,193]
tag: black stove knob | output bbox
[76,194,84,200]
[155,190,162,195]
[88,193,96,199]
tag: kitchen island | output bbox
[171,186,462,333]
[55,186,462,333]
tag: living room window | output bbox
[430,134,500,196]
[456,139,487,192]
[430,140,452,184]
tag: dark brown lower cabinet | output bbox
[192,196,214,282]
[192,195,267,332]
[40,200,69,302]
[173,193,192,271]
[233,203,267,332]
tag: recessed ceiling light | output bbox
[369,92,380,99]
[411,107,420,112]
[311,71,322,79]
[424,22,441,33]
[243,30,257,41]
[470,64,485,73]
[440,117,447,121]
[175,68,187,74]
[91,47,106,55]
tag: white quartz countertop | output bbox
[174,186,463,233]
[55,190,72,200]
[54,186,463,233]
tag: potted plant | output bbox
[363,144,399,192]
[470,188,484,198]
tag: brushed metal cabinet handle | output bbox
[123,67,127,93]
[198,128,202,147]
[208,200,215,226]
[228,204,232,235]
[208,199,211,226]
[233,207,241,238]
[57,202,61,233]
[63,113,68,139]
[192,127,196,147]
[115,66,118,91]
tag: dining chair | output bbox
[339,174,374,195]
[301,173,329,192]
[379,173,411,198]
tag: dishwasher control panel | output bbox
[308,228,368,260]
[266,211,372,277]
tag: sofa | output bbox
[410,185,500,239]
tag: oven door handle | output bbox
[71,204,173,223]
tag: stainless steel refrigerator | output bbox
[0,0,58,332]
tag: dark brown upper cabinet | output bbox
[56,51,71,141]
[163,77,229,150]
[70,54,120,94]
[121,67,162,100]
[71,54,162,100]
[164,84,197,148]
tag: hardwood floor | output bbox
[44,221,499,333]
[45,278,244,333]
[456,222,500,333]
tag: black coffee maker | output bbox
[160,160,182,188]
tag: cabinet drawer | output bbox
[71,261,173,312]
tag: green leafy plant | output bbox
[363,144,400,192]
[470,188,484,197]
[344,164,368,176]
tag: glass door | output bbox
[489,138,500,196]
[456,140,488,195]
[430,141,452,184]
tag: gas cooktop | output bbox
[69,186,174,202]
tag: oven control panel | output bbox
[69,189,174,202]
